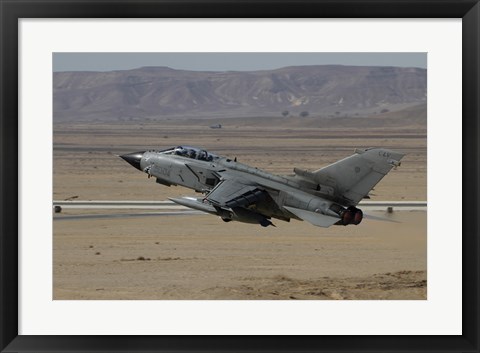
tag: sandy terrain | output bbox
[53,211,426,300]
[53,118,427,300]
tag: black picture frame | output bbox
[1,1,478,352]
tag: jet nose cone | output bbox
[120,151,145,171]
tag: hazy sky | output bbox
[53,53,427,72]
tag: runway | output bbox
[53,210,205,221]
[53,200,427,210]
[53,200,426,221]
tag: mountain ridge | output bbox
[53,65,427,121]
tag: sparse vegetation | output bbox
[137,256,151,261]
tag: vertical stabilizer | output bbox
[312,148,404,205]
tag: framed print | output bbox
[1,0,479,352]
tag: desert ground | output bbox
[53,116,427,300]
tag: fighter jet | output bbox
[120,146,404,227]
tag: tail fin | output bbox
[312,148,404,206]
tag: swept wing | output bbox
[205,177,268,209]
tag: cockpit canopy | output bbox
[161,146,218,162]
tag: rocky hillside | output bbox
[53,65,427,121]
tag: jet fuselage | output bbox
[120,146,404,227]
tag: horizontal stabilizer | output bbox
[283,206,339,228]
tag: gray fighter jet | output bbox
[120,146,404,227]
